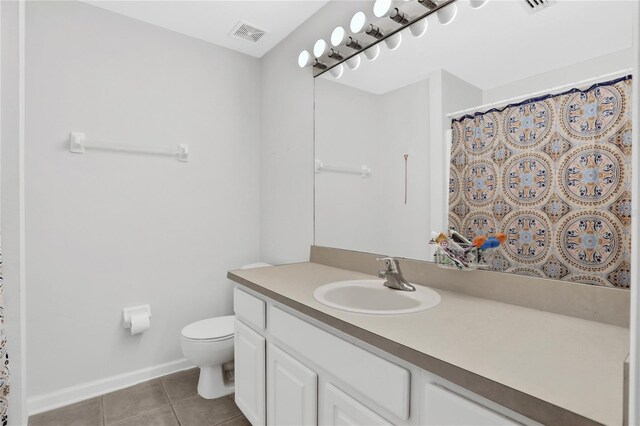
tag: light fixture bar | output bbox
[313,0,458,77]
[345,37,364,50]
[418,0,439,10]
[313,59,328,70]
[365,24,385,39]
[328,49,344,61]
[390,9,410,25]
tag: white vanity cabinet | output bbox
[233,287,530,426]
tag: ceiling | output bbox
[322,0,633,94]
[82,0,329,58]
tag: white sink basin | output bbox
[313,279,441,315]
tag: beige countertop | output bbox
[229,262,629,426]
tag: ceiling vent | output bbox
[230,21,266,43]
[521,0,555,13]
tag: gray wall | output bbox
[25,0,261,404]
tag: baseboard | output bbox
[27,358,193,416]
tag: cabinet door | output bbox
[234,319,266,426]
[423,384,518,426]
[268,344,318,426]
[321,383,391,426]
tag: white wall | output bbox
[25,0,260,409]
[315,79,386,254]
[1,1,28,424]
[259,1,367,265]
[314,78,432,260]
[378,80,431,260]
[482,49,633,105]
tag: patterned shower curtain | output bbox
[448,76,632,288]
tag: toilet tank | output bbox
[241,262,272,269]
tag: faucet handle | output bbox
[376,256,399,271]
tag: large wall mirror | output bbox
[314,0,634,288]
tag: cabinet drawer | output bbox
[423,384,518,426]
[270,306,410,420]
[234,287,266,330]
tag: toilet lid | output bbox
[181,315,235,340]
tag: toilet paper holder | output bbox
[123,305,151,329]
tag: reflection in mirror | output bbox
[314,0,633,288]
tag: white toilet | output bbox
[181,262,272,399]
[181,315,235,399]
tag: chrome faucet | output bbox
[377,257,415,292]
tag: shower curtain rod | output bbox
[446,68,633,120]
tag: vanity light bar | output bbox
[366,24,385,40]
[302,0,460,78]
[390,9,410,25]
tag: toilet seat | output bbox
[181,315,234,341]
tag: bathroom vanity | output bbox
[228,247,630,426]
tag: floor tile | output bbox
[111,406,179,426]
[161,368,199,403]
[103,379,170,424]
[215,415,251,426]
[28,397,103,426]
[172,394,241,426]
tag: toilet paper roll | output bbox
[129,311,151,335]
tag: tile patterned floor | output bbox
[28,369,250,426]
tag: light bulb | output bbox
[331,26,345,47]
[298,50,312,68]
[329,64,344,79]
[436,3,457,25]
[409,18,428,37]
[313,39,327,57]
[469,0,488,8]
[384,32,402,50]
[345,55,361,70]
[350,11,367,33]
[363,44,380,61]
[373,0,393,18]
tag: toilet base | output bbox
[197,364,234,399]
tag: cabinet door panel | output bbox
[268,344,318,426]
[235,319,266,426]
[321,383,391,426]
